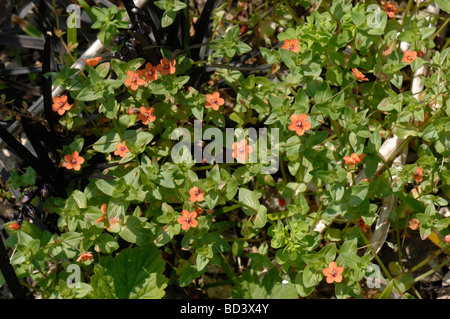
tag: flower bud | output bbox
[40,183,50,198]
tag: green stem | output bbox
[414,257,450,282]
[407,248,443,275]
[431,17,450,40]
[357,227,403,297]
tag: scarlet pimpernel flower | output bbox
[82,57,102,67]
[343,153,365,165]
[8,222,21,231]
[52,95,71,115]
[409,218,420,230]
[205,92,225,111]
[157,57,176,76]
[402,50,418,64]
[177,210,198,231]
[137,106,156,125]
[358,217,370,233]
[323,262,344,284]
[114,142,130,157]
[64,151,85,171]
[189,186,204,203]
[281,39,300,53]
[288,113,311,136]
[76,252,94,263]
[384,2,398,18]
[232,139,253,161]
[124,70,145,90]
[351,68,369,82]
[413,167,423,183]
[138,62,158,82]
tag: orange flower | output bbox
[177,210,198,231]
[408,218,420,230]
[76,252,94,263]
[64,151,85,171]
[205,92,225,111]
[82,57,102,67]
[137,106,156,125]
[232,139,253,161]
[127,107,138,115]
[323,261,344,284]
[189,186,204,203]
[138,62,158,82]
[157,57,176,76]
[358,217,370,233]
[281,39,300,53]
[384,2,398,18]
[343,153,365,165]
[114,142,129,157]
[8,222,21,231]
[402,50,418,64]
[124,70,145,90]
[97,204,107,224]
[413,167,423,183]
[52,95,72,115]
[288,113,311,136]
[351,68,369,82]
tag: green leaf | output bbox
[94,234,119,254]
[378,280,394,299]
[71,190,87,209]
[119,215,154,244]
[239,188,259,216]
[348,184,369,207]
[436,0,450,13]
[90,244,168,298]
[231,268,298,299]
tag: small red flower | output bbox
[189,186,204,203]
[138,62,158,83]
[351,68,369,82]
[402,50,418,64]
[384,2,399,18]
[205,92,225,111]
[281,39,300,53]
[323,261,344,284]
[358,217,370,233]
[97,204,107,224]
[114,142,129,157]
[127,107,138,115]
[408,218,420,230]
[232,139,253,161]
[413,167,423,183]
[82,57,102,67]
[343,153,365,165]
[288,113,311,136]
[52,95,72,115]
[414,167,423,183]
[124,70,145,91]
[76,252,94,263]
[64,151,85,171]
[8,222,21,231]
[157,57,176,76]
[137,106,156,125]
[177,210,198,231]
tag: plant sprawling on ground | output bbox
[0,0,449,299]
